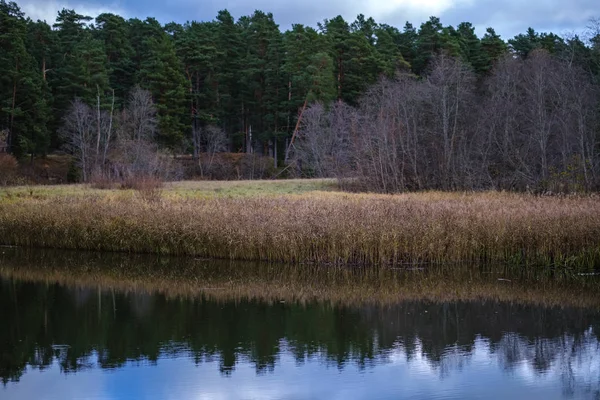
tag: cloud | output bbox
[434,0,598,38]
[15,0,599,39]
[134,0,595,39]
[17,0,127,24]
[150,0,474,29]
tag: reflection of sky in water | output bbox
[2,251,600,400]
[4,336,599,400]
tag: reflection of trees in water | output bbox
[495,329,600,399]
[1,279,599,396]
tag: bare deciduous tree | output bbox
[61,87,175,183]
[424,54,477,189]
[197,125,228,177]
[111,87,173,181]
[61,99,96,182]
[295,51,600,193]
[292,102,355,179]
[117,86,157,143]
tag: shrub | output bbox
[67,161,81,183]
[121,175,163,202]
[0,154,18,186]
[179,153,276,180]
[89,173,119,190]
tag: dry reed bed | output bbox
[1,191,600,267]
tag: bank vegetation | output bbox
[1,188,600,269]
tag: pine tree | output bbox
[0,0,27,152]
[439,25,461,57]
[374,24,411,77]
[213,10,244,146]
[398,22,418,69]
[237,11,285,151]
[283,25,333,107]
[590,32,600,79]
[95,13,135,106]
[456,22,489,73]
[351,14,377,45]
[0,1,50,156]
[50,9,106,147]
[27,20,54,85]
[168,20,221,137]
[20,20,52,157]
[304,52,336,103]
[481,28,508,65]
[561,35,594,73]
[509,27,540,58]
[413,16,444,75]
[282,24,328,153]
[539,32,566,55]
[321,15,381,104]
[136,18,187,147]
[72,33,110,102]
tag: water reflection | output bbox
[1,249,599,399]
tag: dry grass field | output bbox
[1,180,600,269]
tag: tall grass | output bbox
[1,190,600,269]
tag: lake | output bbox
[1,248,599,399]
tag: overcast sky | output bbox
[15,0,599,39]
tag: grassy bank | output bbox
[1,181,600,268]
[0,178,339,199]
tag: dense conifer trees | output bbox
[0,0,598,175]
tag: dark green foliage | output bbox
[481,28,508,64]
[509,28,566,59]
[456,22,489,73]
[136,18,187,147]
[319,15,382,104]
[0,1,50,157]
[94,13,135,106]
[2,2,599,164]
[238,11,286,149]
[398,22,418,69]
[412,16,444,75]
[374,25,411,77]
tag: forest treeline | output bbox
[0,0,599,188]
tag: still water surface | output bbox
[1,249,599,399]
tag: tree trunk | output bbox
[96,85,102,164]
[9,60,18,152]
[285,99,308,163]
[102,89,115,169]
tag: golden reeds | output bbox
[1,189,600,268]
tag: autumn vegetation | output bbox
[1,3,600,272]
[294,51,600,192]
[2,2,600,190]
[1,183,599,270]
